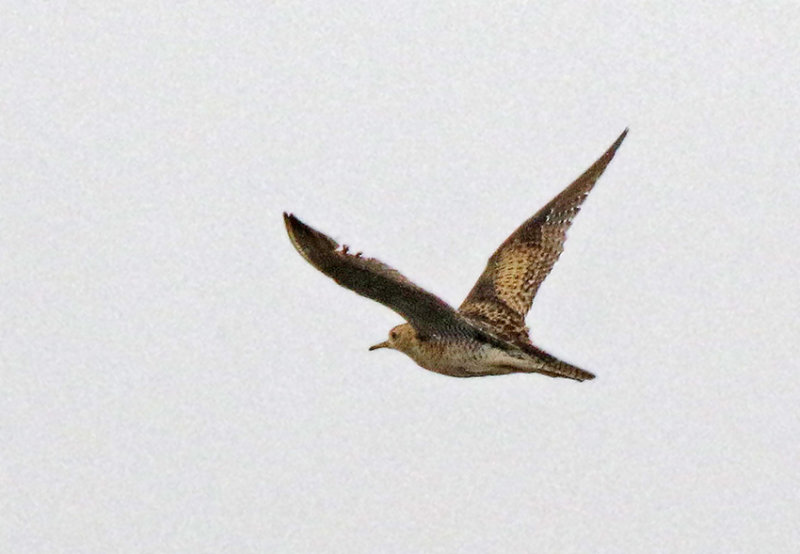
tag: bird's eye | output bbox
[390,331,398,339]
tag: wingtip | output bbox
[284,212,311,236]
[284,212,315,242]
[585,128,628,174]
[608,128,629,155]
[283,212,341,266]
[283,212,297,236]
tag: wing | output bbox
[459,129,628,343]
[284,213,484,339]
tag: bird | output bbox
[284,129,627,381]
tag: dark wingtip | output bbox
[577,128,628,183]
[284,212,311,237]
[283,212,298,238]
[284,212,340,267]
[605,128,629,158]
[284,212,311,242]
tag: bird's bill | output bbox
[368,341,390,351]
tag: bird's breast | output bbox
[405,338,501,377]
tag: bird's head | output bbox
[368,323,417,354]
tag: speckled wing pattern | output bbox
[459,129,628,347]
[284,213,496,342]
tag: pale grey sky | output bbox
[3,3,800,553]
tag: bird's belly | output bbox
[409,341,516,378]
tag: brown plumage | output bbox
[284,129,628,381]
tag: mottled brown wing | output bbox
[285,213,486,340]
[459,130,628,343]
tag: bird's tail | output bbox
[515,342,596,381]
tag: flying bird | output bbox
[284,129,627,381]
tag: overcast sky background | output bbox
[3,3,800,553]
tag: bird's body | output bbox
[401,336,525,379]
[376,323,518,378]
[384,325,503,378]
[285,130,628,381]
[370,323,595,380]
